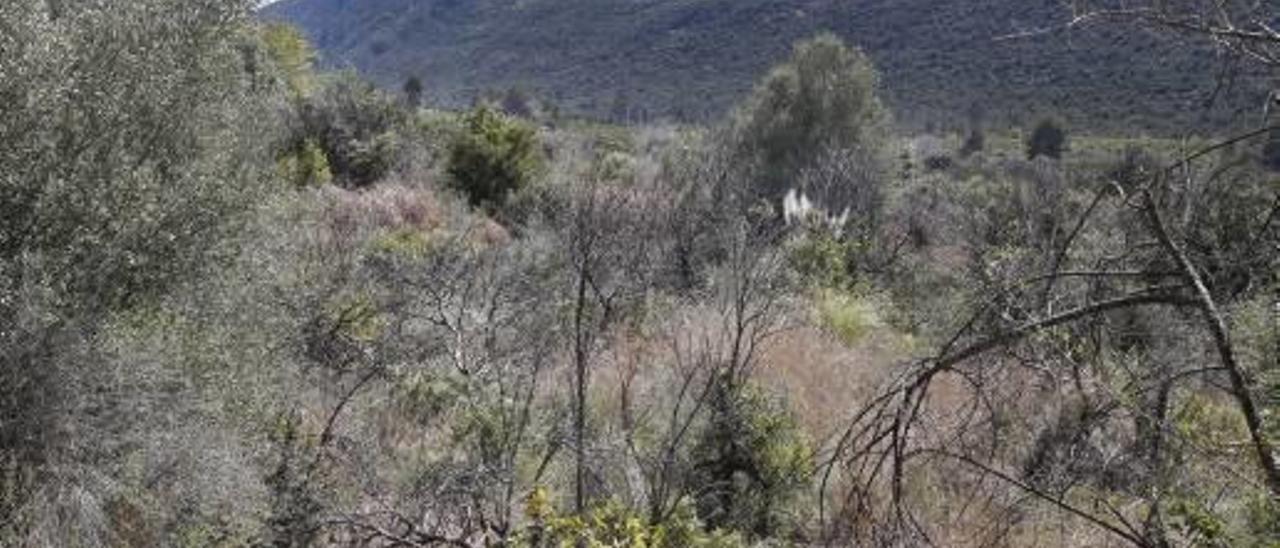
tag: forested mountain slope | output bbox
[263,0,1268,131]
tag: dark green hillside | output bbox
[263,0,1268,132]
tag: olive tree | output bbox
[0,0,282,543]
[732,34,891,211]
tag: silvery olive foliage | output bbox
[732,33,891,209]
[0,0,284,544]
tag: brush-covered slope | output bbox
[263,0,1268,132]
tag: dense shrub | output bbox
[814,288,885,345]
[265,25,413,189]
[733,33,890,204]
[299,71,408,188]
[277,138,333,188]
[403,75,424,107]
[261,23,316,98]
[519,489,744,548]
[788,229,856,289]
[447,106,543,209]
[1026,118,1068,160]
[0,0,282,542]
[691,378,814,540]
[263,413,324,548]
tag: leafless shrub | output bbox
[829,126,1280,547]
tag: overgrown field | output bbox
[3,2,1280,547]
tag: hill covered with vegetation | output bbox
[263,0,1269,132]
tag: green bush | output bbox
[276,138,333,188]
[733,33,890,202]
[261,23,316,99]
[447,106,543,210]
[788,230,856,289]
[814,288,884,345]
[299,71,408,188]
[691,378,814,540]
[264,28,408,188]
[263,412,323,548]
[518,488,743,548]
[1244,495,1280,547]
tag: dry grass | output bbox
[323,183,448,234]
[755,326,907,441]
